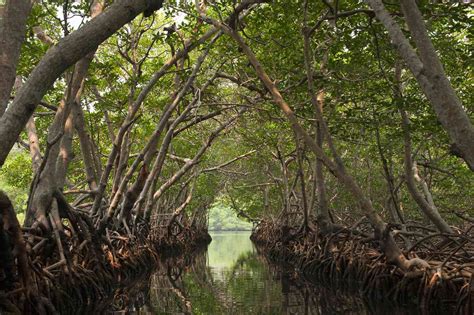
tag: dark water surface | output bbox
[106,231,450,314]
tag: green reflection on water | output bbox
[187,231,283,314]
[207,231,254,269]
[111,232,442,314]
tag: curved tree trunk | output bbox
[399,107,453,234]
[26,117,42,174]
[0,0,164,167]
[393,62,453,234]
[0,0,32,116]
[56,8,104,188]
[105,41,217,222]
[366,0,474,170]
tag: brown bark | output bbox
[26,117,42,173]
[314,92,328,224]
[25,98,70,227]
[135,84,220,220]
[167,183,194,234]
[113,55,141,195]
[95,1,254,218]
[32,26,55,46]
[0,191,30,291]
[29,12,102,223]
[302,3,342,230]
[263,185,270,213]
[74,107,98,190]
[15,76,42,174]
[55,112,74,189]
[57,1,104,191]
[103,102,174,219]
[117,165,148,225]
[0,0,32,116]
[0,0,164,167]
[103,110,116,143]
[133,105,194,220]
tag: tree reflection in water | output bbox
[106,232,433,314]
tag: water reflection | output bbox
[108,231,443,314]
[206,231,282,313]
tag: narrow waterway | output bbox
[106,231,449,314]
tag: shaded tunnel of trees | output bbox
[0,0,472,313]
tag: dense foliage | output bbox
[0,0,473,312]
[208,202,253,231]
[0,0,471,233]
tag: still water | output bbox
[107,231,444,314]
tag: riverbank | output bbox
[96,230,448,314]
[251,220,473,314]
[1,221,211,314]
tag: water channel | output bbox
[104,231,451,314]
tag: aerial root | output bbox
[251,219,473,312]
[1,197,210,314]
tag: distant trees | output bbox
[208,202,253,231]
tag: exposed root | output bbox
[251,219,474,313]
[0,191,210,314]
